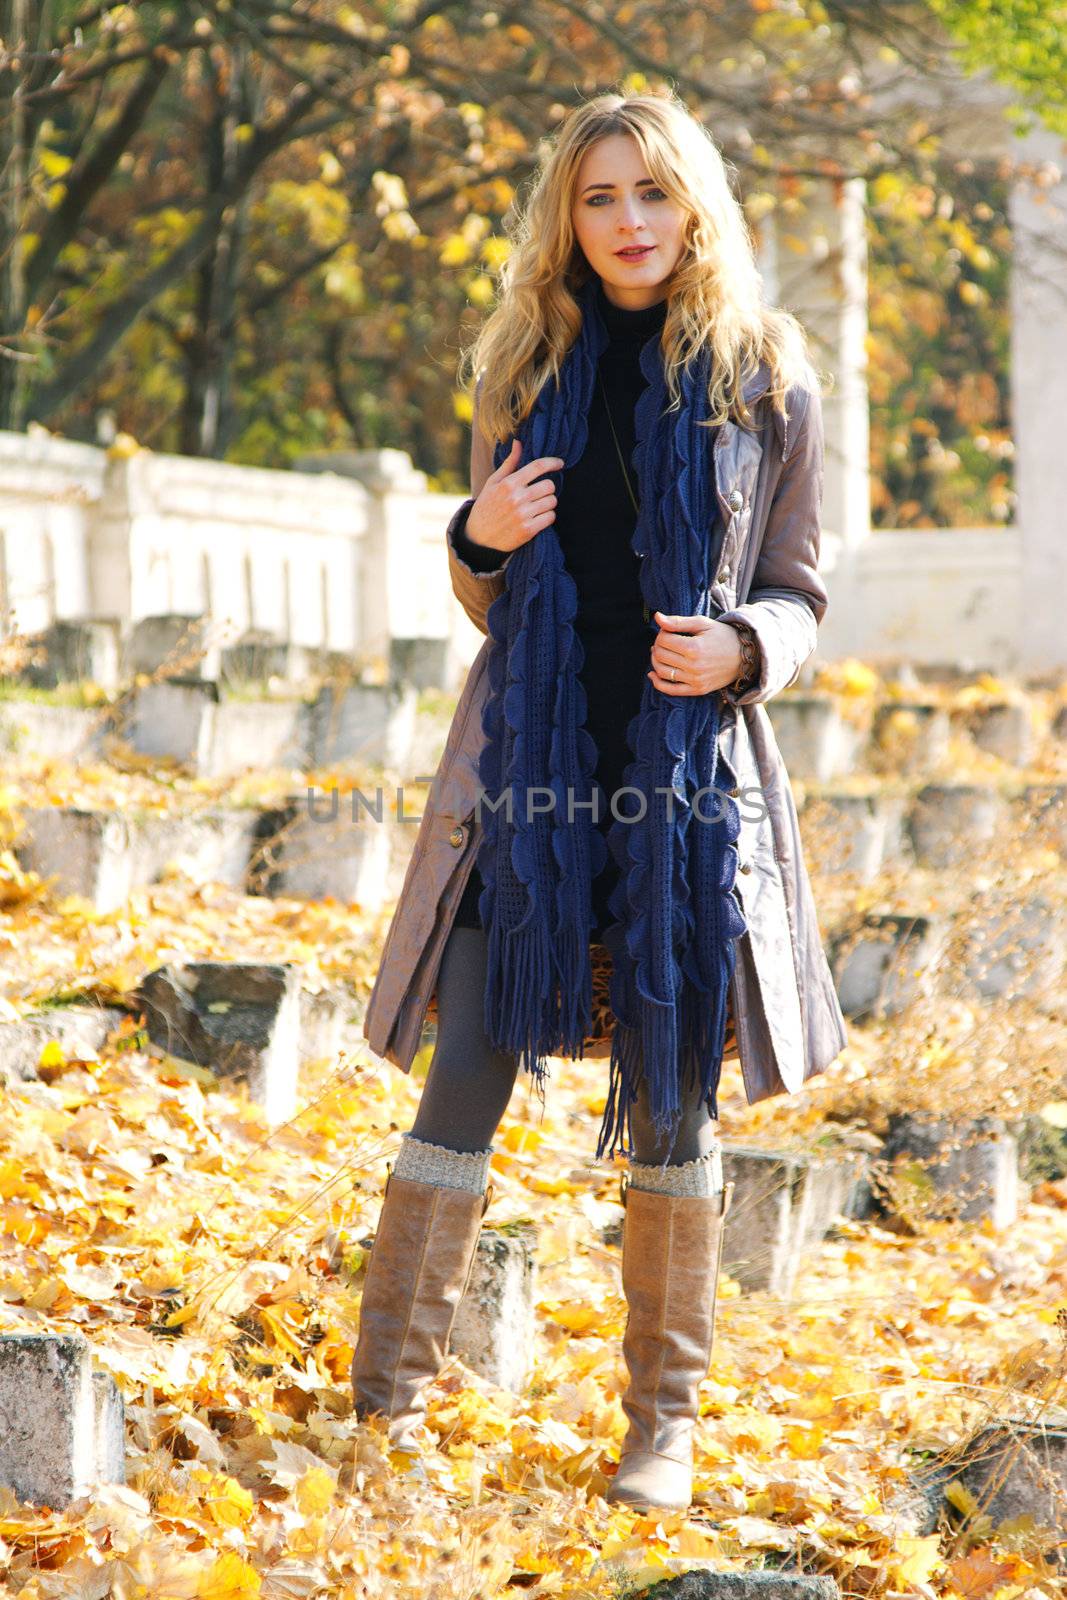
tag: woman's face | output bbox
[570,132,687,310]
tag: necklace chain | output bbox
[597,366,640,516]
[597,365,651,623]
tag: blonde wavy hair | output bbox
[460,87,819,449]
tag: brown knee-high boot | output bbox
[351,1141,491,1449]
[606,1176,734,1511]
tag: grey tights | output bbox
[409,924,720,1165]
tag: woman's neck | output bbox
[595,276,669,340]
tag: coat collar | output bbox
[737,359,794,461]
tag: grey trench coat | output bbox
[362,361,849,1108]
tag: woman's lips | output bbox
[616,245,654,260]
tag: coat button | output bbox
[717,565,730,584]
[737,860,752,873]
[728,785,740,798]
[448,825,465,847]
[727,488,744,513]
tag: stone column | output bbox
[776,176,870,548]
[771,175,871,656]
[1009,122,1067,673]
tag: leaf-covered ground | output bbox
[1,993,1065,1598]
[1,662,1066,1596]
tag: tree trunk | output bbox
[178,44,253,458]
[0,0,32,431]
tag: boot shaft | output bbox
[351,1171,488,1444]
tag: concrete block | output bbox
[869,701,952,776]
[0,1334,124,1508]
[830,912,945,1019]
[200,699,311,778]
[875,1113,1018,1228]
[390,636,450,692]
[220,636,329,686]
[905,782,1005,868]
[942,1419,1067,1568]
[308,681,417,771]
[0,703,105,761]
[450,1224,537,1394]
[297,982,365,1065]
[963,700,1035,765]
[764,695,863,782]
[719,1145,868,1297]
[19,620,121,691]
[0,1003,128,1086]
[627,1570,840,1598]
[131,808,259,891]
[92,1370,126,1484]
[125,613,220,680]
[248,793,391,910]
[14,806,133,911]
[1008,1112,1067,1183]
[953,892,1066,1001]
[127,679,218,767]
[219,631,292,685]
[800,790,907,880]
[136,960,302,1122]
[881,1460,956,1536]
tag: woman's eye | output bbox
[587,189,667,205]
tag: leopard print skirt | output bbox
[425,937,739,1063]
[583,940,739,1060]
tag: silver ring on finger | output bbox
[670,666,677,682]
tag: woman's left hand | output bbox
[648,610,743,695]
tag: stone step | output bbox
[0,679,419,776]
[609,1566,840,1598]
[767,687,1067,781]
[930,1415,1067,1570]
[718,1144,869,1297]
[449,1225,538,1394]
[17,620,122,691]
[247,795,394,907]
[0,1002,128,1087]
[847,1113,1020,1229]
[828,887,1067,1019]
[11,791,1063,1033]
[6,976,366,1110]
[11,614,360,691]
[11,797,419,913]
[348,1220,538,1396]
[134,960,369,1122]
[12,805,258,911]
[14,768,1062,908]
[4,662,1067,785]
[0,1334,125,1509]
[799,778,1066,881]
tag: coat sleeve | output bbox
[446,372,513,635]
[717,382,829,707]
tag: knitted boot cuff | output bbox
[393,1133,492,1195]
[627,1143,724,1197]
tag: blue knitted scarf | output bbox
[474,274,748,1158]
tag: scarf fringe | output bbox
[552,918,592,1058]
[483,913,553,1088]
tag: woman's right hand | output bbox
[465,439,565,554]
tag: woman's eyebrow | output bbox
[580,178,658,194]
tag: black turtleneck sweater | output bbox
[452,279,670,937]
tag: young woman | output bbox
[354,88,848,1512]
